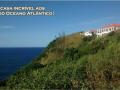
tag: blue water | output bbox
[0,47,44,81]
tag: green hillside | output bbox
[0,31,120,89]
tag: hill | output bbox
[0,31,120,89]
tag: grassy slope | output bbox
[40,32,82,65]
[0,31,120,89]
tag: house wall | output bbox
[116,27,120,30]
[96,26,119,36]
[83,25,120,37]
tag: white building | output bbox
[84,24,120,37]
[84,31,92,36]
[96,24,120,36]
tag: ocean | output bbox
[0,47,44,81]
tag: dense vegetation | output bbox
[0,31,120,89]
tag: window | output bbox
[106,29,108,31]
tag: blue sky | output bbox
[0,1,120,47]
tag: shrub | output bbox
[2,31,120,89]
[64,48,81,60]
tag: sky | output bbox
[0,1,120,47]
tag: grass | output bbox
[0,31,120,89]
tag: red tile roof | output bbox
[90,30,97,33]
[103,24,120,28]
[87,24,120,33]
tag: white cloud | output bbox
[0,25,15,29]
